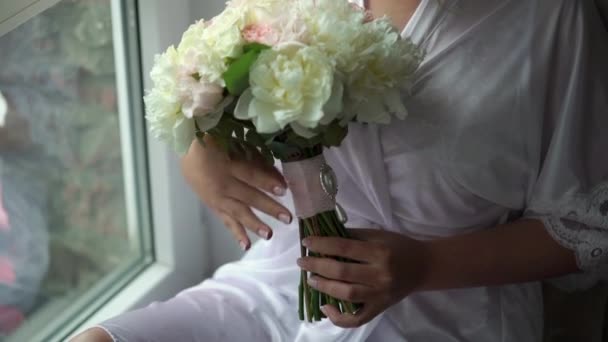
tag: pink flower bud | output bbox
[179,76,225,119]
[242,24,280,46]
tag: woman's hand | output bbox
[297,229,429,328]
[181,136,292,250]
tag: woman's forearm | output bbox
[418,219,579,291]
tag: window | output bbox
[1,1,217,340]
[0,0,154,340]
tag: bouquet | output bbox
[145,0,423,322]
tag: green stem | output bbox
[320,294,327,319]
[329,296,339,310]
[312,289,320,321]
[306,286,313,323]
[292,144,360,322]
[300,218,313,323]
[299,222,305,320]
[298,282,304,321]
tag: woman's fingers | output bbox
[320,304,378,329]
[180,137,293,244]
[302,236,378,263]
[231,157,287,197]
[307,276,374,303]
[297,257,378,285]
[219,212,250,251]
[226,178,292,225]
[219,198,273,240]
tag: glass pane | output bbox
[0,0,151,340]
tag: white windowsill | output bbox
[66,262,200,340]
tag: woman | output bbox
[76,0,608,340]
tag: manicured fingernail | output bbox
[239,241,248,251]
[301,238,310,247]
[273,186,286,196]
[320,305,328,315]
[297,258,304,267]
[258,229,271,240]
[278,213,292,224]
[307,276,318,287]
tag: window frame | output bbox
[0,0,212,340]
[0,0,61,37]
[70,0,212,335]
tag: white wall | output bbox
[190,0,226,22]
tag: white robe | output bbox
[100,0,608,341]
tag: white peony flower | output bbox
[234,42,342,137]
[297,0,367,71]
[229,0,308,45]
[176,11,246,86]
[178,73,234,134]
[202,7,246,59]
[0,91,6,127]
[179,81,222,117]
[295,1,422,124]
[339,19,423,123]
[145,46,196,155]
[227,0,285,22]
[177,20,208,55]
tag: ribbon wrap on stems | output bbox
[280,151,359,322]
[282,154,336,219]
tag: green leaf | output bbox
[259,131,283,145]
[208,131,230,153]
[268,141,303,161]
[321,121,348,147]
[206,115,240,153]
[245,129,267,148]
[223,46,269,96]
[260,146,275,166]
[285,129,323,148]
[243,42,271,53]
[234,126,245,140]
[228,116,255,129]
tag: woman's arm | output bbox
[70,327,113,342]
[299,219,579,327]
[419,218,578,291]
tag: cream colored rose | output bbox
[344,19,423,123]
[179,80,223,119]
[177,11,246,85]
[227,0,285,22]
[178,74,233,133]
[297,0,367,71]
[202,7,246,60]
[234,43,342,137]
[145,46,196,155]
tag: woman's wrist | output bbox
[414,238,459,292]
[416,236,488,292]
[413,219,579,292]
